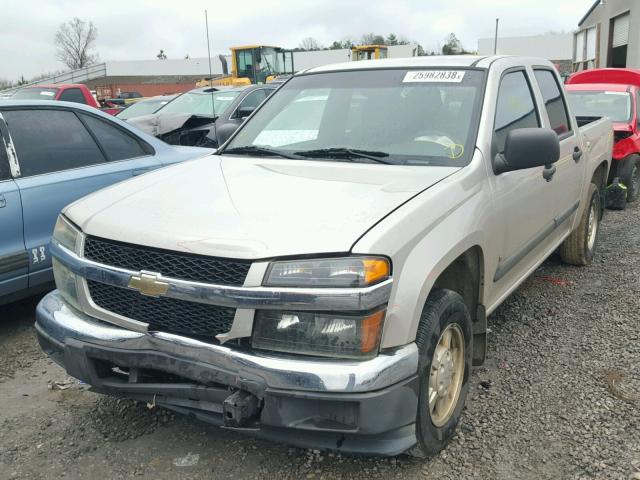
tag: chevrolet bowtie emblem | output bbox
[128,272,169,297]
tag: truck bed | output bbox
[577,116,613,177]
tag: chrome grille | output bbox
[87,280,235,338]
[83,236,251,286]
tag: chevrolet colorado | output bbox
[35,56,612,456]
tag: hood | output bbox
[65,156,458,259]
[128,113,216,137]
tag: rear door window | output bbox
[534,69,572,136]
[59,88,87,104]
[3,109,106,177]
[493,70,540,155]
[80,113,149,161]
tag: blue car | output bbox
[0,100,213,305]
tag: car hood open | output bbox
[65,156,458,259]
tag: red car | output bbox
[12,84,101,108]
[566,69,640,205]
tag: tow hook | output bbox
[223,390,261,428]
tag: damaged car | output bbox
[128,85,276,148]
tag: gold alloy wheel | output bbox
[428,323,465,427]
[587,199,598,251]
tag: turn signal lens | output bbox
[264,256,390,288]
[363,259,390,286]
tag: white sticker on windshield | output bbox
[403,71,465,83]
[40,91,55,97]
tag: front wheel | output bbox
[408,289,472,458]
[559,183,600,266]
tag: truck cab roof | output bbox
[302,55,549,74]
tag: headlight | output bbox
[52,258,81,310]
[52,215,81,309]
[264,256,390,288]
[53,215,80,252]
[252,309,385,359]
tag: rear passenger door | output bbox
[532,68,583,234]
[0,117,27,298]
[2,107,159,288]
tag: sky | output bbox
[0,0,593,80]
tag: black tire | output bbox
[559,183,600,266]
[408,289,472,458]
[618,154,640,202]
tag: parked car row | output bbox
[30,55,614,457]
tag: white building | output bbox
[477,33,573,64]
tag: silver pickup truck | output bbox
[36,55,612,457]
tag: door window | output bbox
[58,88,87,104]
[534,69,572,136]
[236,50,254,79]
[493,71,540,155]
[3,109,106,177]
[80,113,149,161]
[234,89,268,118]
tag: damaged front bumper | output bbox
[36,291,420,456]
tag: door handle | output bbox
[132,168,152,176]
[572,146,583,162]
[542,164,556,182]
[0,194,5,208]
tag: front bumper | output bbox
[36,291,420,456]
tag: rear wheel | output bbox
[619,154,640,202]
[559,183,600,266]
[408,289,472,458]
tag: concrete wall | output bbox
[578,0,640,68]
[477,33,573,59]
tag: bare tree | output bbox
[360,33,385,45]
[54,17,98,69]
[298,37,322,51]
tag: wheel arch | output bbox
[387,240,488,365]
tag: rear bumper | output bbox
[36,291,420,456]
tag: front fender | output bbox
[352,152,495,349]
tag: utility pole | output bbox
[205,10,215,117]
[494,18,499,54]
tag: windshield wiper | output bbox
[223,145,303,159]
[294,148,393,164]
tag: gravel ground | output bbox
[0,205,639,480]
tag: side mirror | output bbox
[493,128,560,175]
[236,106,255,119]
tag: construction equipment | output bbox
[197,46,294,87]
[351,45,388,61]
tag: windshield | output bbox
[12,87,59,100]
[117,97,173,120]
[224,69,484,166]
[567,90,632,123]
[158,91,240,116]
